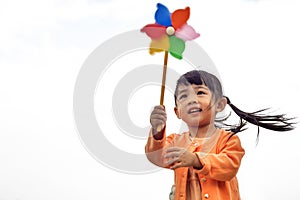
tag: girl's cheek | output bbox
[176,103,183,114]
[177,107,182,118]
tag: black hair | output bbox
[174,70,223,106]
[174,70,296,141]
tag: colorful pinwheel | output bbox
[141,3,199,105]
[141,3,200,59]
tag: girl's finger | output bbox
[152,106,166,114]
[164,152,180,159]
[165,147,182,153]
[170,162,182,170]
[165,157,180,166]
[154,105,165,110]
[150,115,167,122]
[151,111,167,119]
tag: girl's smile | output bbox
[187,107,202,114]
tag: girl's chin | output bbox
[184,119,212,128]
[185,121,202,127]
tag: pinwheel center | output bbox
[166,26,175,36]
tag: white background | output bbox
[1,0,300,199]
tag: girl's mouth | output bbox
[188,108,202,114]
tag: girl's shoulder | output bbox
[218,128,240,140]
[216,128,244,150]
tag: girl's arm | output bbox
[145,105,174,168]
[145,128,175,168]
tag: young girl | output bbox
[145,70,295,200]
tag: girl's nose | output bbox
[187,93,198,105]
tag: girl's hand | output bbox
[164,147,202,170]
[150,105,167,133]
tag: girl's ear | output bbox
[216,97,227,112]
[174,107,181,119]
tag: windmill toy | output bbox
[141,3,200,105]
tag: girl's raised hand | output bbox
[150,105,167,133]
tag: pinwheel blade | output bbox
[149,35,170,55]
[175,24,200,41]
[141,24,166,39]
[169,36,185,59]
[155,3,172,26]
[171,7,190,30]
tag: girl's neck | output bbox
[189,125,217,138]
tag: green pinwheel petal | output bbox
[168,36,185,59]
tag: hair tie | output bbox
[224,96,232,105]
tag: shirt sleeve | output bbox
[194,133,245,181]
[145,128,175,168]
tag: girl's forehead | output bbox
[177,84,209,93]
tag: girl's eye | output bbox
[179,94,187,100]
[197,91,205,95]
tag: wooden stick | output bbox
[160,51,169,105]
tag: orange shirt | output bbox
[145,128,245,200]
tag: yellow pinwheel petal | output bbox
[149,35,170,55]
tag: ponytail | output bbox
[174,70,296,142]
[222,96,296,141]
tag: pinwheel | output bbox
[141,3,200,105]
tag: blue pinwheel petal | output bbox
[155,3,172,26]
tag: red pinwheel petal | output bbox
[171,7,190,30]
[141,24,166,40]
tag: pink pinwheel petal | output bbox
[171,7,190,30]
[175,24,200,41]
[149,35,170,55]
[141,24,167,40]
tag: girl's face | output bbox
[174,83,217,128]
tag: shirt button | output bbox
[201,178,207,182]
[204,193,209,199]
